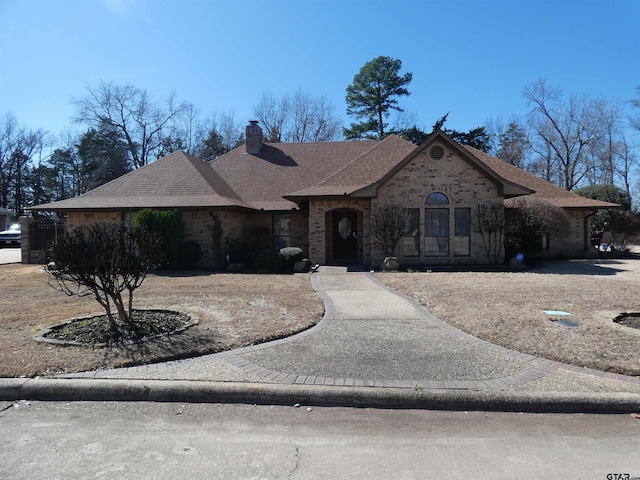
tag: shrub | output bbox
[505,197,570,258]
[133,209,184,268]
[225,226,271,269]
[254,250,284,273]
[574,184,635,240]
[280,246,305,271]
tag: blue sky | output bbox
[1,0,639,141]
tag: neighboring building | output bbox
[0,207,13,230]
[29,122,617,268]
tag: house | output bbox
[0,207,13,230]
[28,121,618,268]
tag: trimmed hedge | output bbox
[280,246,305,271]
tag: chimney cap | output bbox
[248,120,259,126]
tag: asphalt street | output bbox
[1,401,639,480]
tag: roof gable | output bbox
[285,135,417,198]
[372,130,533,198]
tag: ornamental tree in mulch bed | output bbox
[45,222,163,338]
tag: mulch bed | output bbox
[37,309,194,346]
[613,313,640,330]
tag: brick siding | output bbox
[374,143,501,266]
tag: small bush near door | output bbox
[280,246,305,271]
[133,209,201,268]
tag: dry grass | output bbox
[376,255,640,376]
[0,264,323,377]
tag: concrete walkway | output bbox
[2,266,640,412]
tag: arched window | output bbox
[425,192,449,256]
[425,192,449,205]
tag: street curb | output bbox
[1,378,639,413]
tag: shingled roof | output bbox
[463,146,620,209]
[210,140,380,210]
[31,129,620,213]
[32,151,251,211]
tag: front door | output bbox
[332,211,358,262]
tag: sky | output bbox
[1,0,639,145]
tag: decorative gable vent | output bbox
[429,145,445,160]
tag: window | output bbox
[539,232,550,250]
[425,209,449,256]
[123,211,137,224]
[425,192,449,205]
[272,214,291,250]
[425,193,449,256]
[454,208,471,256]
[402,208,420,257]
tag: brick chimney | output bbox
[245,120,263,154]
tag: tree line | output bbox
[2,55,639,218]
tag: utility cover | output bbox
[552,319,579,327]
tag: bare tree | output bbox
[371,205,408,257]
[0,113,20,209]
[523,79,601,190]
[616,134,637,203]
[629,84,640,134]
[216,111,244,151]
[288,90,340,142]
[585,98,626,186]
[0,113,47,213]
[58,129,91,196]
[158,102,203,157]
[474,202,505,264]
[253,90,340,143]
[197,111,244,158]
[253,92,290,143]
[73,81,190,168]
